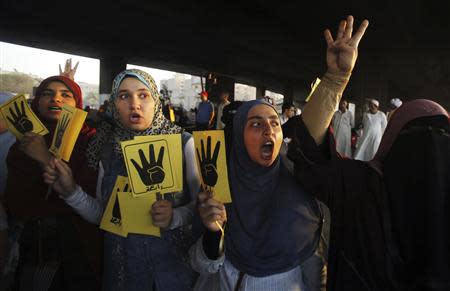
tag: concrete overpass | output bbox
[1,0,449,114]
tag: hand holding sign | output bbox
[196,136,220,189]
[7,100,34,134]
[131,144,165,191]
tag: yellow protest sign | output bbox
[49,104,87,161]
[99,176,131,237]
[0,94,48,139]
[193,130,232,203]
[117,191,160,237]
[121,134,183,197]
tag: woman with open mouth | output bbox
[4,75,102,290]
[43,69,202,291]
[190,99,328,291]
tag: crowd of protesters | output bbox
[0,15,449,291]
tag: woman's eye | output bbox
[118,94,128,100]
[251,122,260,127]
[139,93,149,99]
[41,91,53,98]
[62,93,73,98]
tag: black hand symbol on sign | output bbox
[131,144,165,191]
[111,187,122,226]
[7,101,34,134]
[196,136,220,188]
[55,114,70,149]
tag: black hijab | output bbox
[376,102,450,290]
[225,99,322,277]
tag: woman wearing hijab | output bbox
[43,69,201,291]
[190,99,327,291]
[4,76,102,290]
[285,16,450,291]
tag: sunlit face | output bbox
[244,104,283,167]
[201,94,208,102]
[369,102,378,114]
[114,77,155,131]
[220,93,229,103]
[38,81,76,121]
[339,100,348,112]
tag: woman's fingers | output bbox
[336,19,346,40]
[324,29,334,47]
[343,15,354,39]
[54,159,72,177]
[349,19,369,47]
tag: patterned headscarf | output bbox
[87,69,182,168]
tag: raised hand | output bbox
[55,114,70,149]
[325,15,369,75]
[59,58,79,80]
[196,136,220,189]
[131,144,165,191]
[7,101,33,134]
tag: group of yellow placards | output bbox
[0,94,232,238]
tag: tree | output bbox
[0,72,40,95]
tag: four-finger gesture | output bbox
[7,101,33,134]
[59,58,79,81]
[131,144,165,191]
[55,114,70,148]
[196,136,220,189]
[325,15,369,75]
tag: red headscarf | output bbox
[32,75,83,112]
[5,76,101,275]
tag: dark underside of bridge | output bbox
[1,0,450,109]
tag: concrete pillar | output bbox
[99,56,127,104]
[256,85,266,99]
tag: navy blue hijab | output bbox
[225,100,322,277]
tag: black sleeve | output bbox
[202,230,222,260]
[286,116,339,206]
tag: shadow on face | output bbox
[243,104,283,167]
[38,81,76,121]
[114,77,155,131]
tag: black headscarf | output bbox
[225,99,322,277]
[378,101,450,289]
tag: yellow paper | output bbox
[305,77,321,102]
[121,134,183,197]
[49,104,87,161]
[99,176,131,237]
[117,191,160,237]
[0,94,48,139]
[193,130,232,203]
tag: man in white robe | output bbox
[354,99,387,161]
[332,99,354,157]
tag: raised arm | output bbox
[302,16,369,145]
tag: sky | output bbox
[0,41,177,88]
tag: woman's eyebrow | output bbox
[247,115,263,121]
